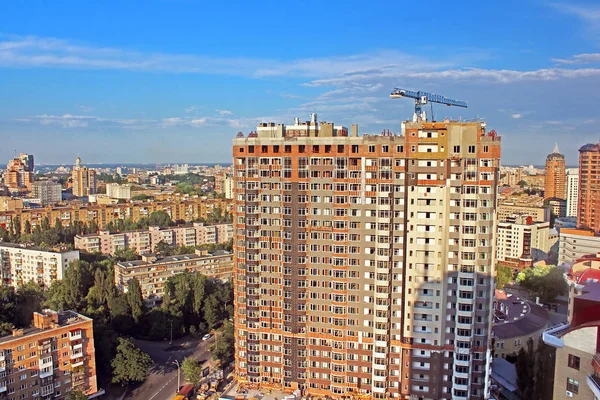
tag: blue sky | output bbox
[1,0,600,165]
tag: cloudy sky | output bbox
[1,0,599,165]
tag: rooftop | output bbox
[492,292,550,339]
[117,250,232,268]
[0,309,91,345]
[0,241,77,254]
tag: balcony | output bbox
[71,360,84,368]
[69,330,82,341]
[587,374,600,399]
[71,351,84,359]
[542,323,570,348]
[39,369,53,379]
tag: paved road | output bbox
[126,335,215,400]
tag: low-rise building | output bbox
[74,223,233,255]
[496,215,551,270]
[114,250,233,305]
[497,202,550,223]
[105,183,131,200]
[558,228,600,265]
[492,290,550,359]
[0,243,79,288]
[543,264,600,399]
[0,309,101,400]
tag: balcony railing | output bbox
[587,374,600,399]
[542,323,570,348]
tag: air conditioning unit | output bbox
[566,391,574,397]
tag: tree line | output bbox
[516,338,555,400]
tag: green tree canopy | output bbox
[66,390,88,400]
[181,357,203,387]
[147,211,172,227]
[517,264,567,303]
[126,278,145,324]
[496,266,514,289]
[111,337,153,385]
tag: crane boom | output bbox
[390,88,467,122]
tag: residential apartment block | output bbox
[496,215,550,270]
[105,183,131,200]
[0,243,79,288]
[5,155,34,192]
[543,253,600,399]
[70,156,96,198]
[558,228,600,265]
[232,116,501,399]
[0,197,232,233]
[544,143,566,200]
[496,202,550,223]
[31,181,62,206]
[0,309,101,400]
[566,168,579,218]
[114,250,233,305]
[74,223,233,255]
[578,141,600,234]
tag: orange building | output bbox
[544,143,566,200]
[0,197,232,233]
[232,116,501,399]
[0,309,101,399]
[578,141,600,233]
[71,156,96,197]
[5,156,34,192]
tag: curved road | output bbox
[127,336,215,400]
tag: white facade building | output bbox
[106,183,131,200]
[31,181,62,205]
[496,215,550,265]
[224,174,234,199]
[559,228,600,265]
[0,243,79,288]
[566,168,579,218]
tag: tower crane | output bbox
[390,88,467,123]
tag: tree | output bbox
[126,278,145,324]
[516,338,535,398]
[45,260,94,311]
[517,180,527,188]
[111,337,153,385]
[181,357,203,387]
[66,390,88,400]
[202,295,220,330]
[496,266,513,289]
[147,211,172,228]
[517,264,567,303]
[114,248,138,262]
[533,340,555,400]
[211,321,234,365]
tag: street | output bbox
[126,335,215,400]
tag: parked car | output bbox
[202,333,212,341]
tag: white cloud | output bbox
[280,92,300,99]
[184,105,204,113]
[552,53,600,64]
[511,113,522,119]
[77,105,95,112]
[216,109,233,116]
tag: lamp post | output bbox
[169,320,173,345]
[174,359,180,393]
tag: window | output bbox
[567,378,579,394]
[453,145,460,153]
[568,354,580,370]
[468,145,476,153]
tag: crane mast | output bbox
[390,88,467,122]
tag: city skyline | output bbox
[1,1,600,165]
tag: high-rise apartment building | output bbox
[0,309,101,400]
[496,215,550,270]
[232,115,501,399]
[5,154,34,192]
[544,143,566,200]
[578,141,600,233]
[566,168,579,218]
[31,180,63,205]
[71,156,96,197]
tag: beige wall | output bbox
[553,326,597,399]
